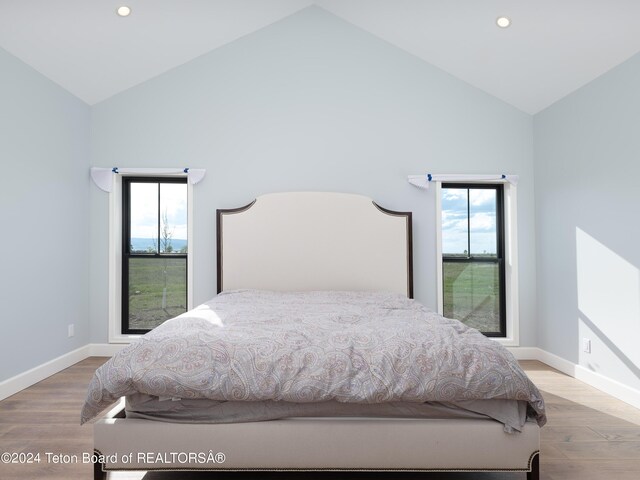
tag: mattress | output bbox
[125,395,529,432]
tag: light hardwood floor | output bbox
[1,358,639,479]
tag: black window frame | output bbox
[121,176,188,335]
[441,182,506,337]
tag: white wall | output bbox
[0,47,90,381]
[534,52,640,390]
[89,7,537,345]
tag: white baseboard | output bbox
[533,347,577,376]
[3,344,640,411]
[88,343,128,356]
[574,364,640,410]
[0,344,127,401]
[515,347,640,410]
[506,346,540,360]
[0,345,91,401]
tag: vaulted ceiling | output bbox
[2,0,640,113]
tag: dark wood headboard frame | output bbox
[216,199,256,296]
[371,202,413,299]
[216,195,413,298]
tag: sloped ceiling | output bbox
[1,0,640,113]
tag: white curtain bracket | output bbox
[91,167,206,192]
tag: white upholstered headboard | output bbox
[216,192,413,297]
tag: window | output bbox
[441,183,506,336]
[121,177,188,334]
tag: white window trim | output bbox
[435,181,520,346]
[108,174,194,344]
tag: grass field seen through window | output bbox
[443,261,500,333]
[127,257,187,330]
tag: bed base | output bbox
[94,454,539,480]
[93,405,540,480]
[94,453,539,480]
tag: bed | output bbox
[86,191,544,479]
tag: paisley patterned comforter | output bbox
[81,290,546,425]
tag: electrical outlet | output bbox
[68,324,74,338]
[583,338,591,354]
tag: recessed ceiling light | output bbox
[496,16,511,28]
[116,6,132,17]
